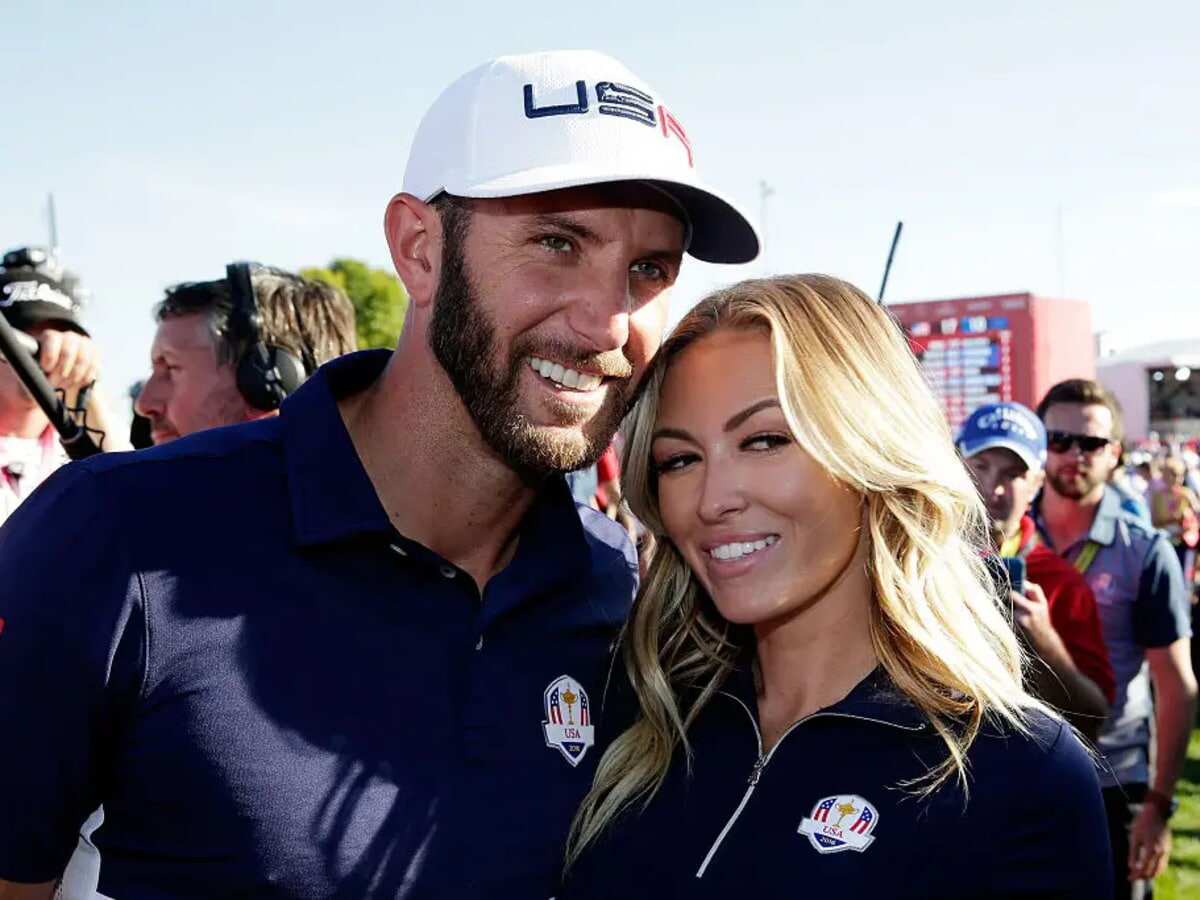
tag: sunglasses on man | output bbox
[1046,431,1113,454]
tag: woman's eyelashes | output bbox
[653,433,791,474]
[653,451,699,475]
[741,432,791,453]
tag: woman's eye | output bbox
[743,433,790,452]
[654,453,697,474]
[539,235,573,254]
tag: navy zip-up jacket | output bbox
[562,667,1112,899]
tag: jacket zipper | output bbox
[693,694,925,879]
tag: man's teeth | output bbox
[529,357,603,391]
[709,536,778,561]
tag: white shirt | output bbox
[0,426,68,527]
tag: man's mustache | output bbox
[521,340,633,381]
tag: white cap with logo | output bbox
[402,50,760,264]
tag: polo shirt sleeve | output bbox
[0,463,146,883]
[1133,532,1191,648]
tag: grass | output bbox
[1155,729,1200,899]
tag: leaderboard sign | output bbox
[889,293,1094,432]
[906,313,1017,430]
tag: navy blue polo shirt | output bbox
[0,350,637,898]
[561,666,1112,899]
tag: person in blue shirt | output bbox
[561,275,1111,899]
[0,50,758,898]
[1034,378,1196,898]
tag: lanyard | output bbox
[1030,511,1102,574]
[1072,541,1101,575]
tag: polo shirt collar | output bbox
[282,350,394,547]
[1086,485,1123,546]
[1030,483,1123,550]
[480,474,593,625]
[282,351,597,598]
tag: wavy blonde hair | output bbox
[568,274,1043,864]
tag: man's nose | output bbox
[135,376,163,418]
[565,266,631,352]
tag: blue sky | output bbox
[3,1,1197,404]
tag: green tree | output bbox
[301,258,408,350]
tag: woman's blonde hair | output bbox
[568,274,1042,863]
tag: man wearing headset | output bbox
[135,264,357,444]
[0,51,757,898]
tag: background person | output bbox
[956,401,1114,739]
[0,247,126,526]
[1035,378,1196,898]
[563,276,1110,899]
[1149,456,1200,582]
[134,264,357,443]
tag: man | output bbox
[0,247,126,526]
[957,402,1114,739]
[1034,379,1197,899]
[134,264,357,443]
[0,50,757,898]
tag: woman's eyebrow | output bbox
[724,398,780,432]
[651,426,693,443]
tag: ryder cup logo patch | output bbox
[798,794,879,854]
[542,675,595,766]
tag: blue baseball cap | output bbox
[956,402,1047,472]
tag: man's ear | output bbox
[384,193,442,310]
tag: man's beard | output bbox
[1046,464,1105,501]
[428,228,632,478]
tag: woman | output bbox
[560,276,1110,898]
[1149,455,1200,581]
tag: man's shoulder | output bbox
[73,418,285,493]
[6,419,288,544]
[1103,486,1161,542]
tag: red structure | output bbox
[888,293,1095,431]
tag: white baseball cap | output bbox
[402,50,760,264]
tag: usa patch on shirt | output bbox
[799,794,879,854]
[542,675,595,766]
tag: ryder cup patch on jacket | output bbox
[542,675,594,766]
[798,794,879,854]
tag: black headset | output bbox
[225,262,311,411]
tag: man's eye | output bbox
[539,235,573,254]
[631,260,667,280]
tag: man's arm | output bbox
[0,880,56,900]
[1126,639,1198,880]
[1127,534,1195,881]
[1013,583,1110,740]
[0,464,142,884]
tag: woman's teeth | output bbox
[709,536,779,561]
[529,356,604,391]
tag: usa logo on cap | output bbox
[798,794,880,854]
[542,674,595,766]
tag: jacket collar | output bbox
[723,661,928,733]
